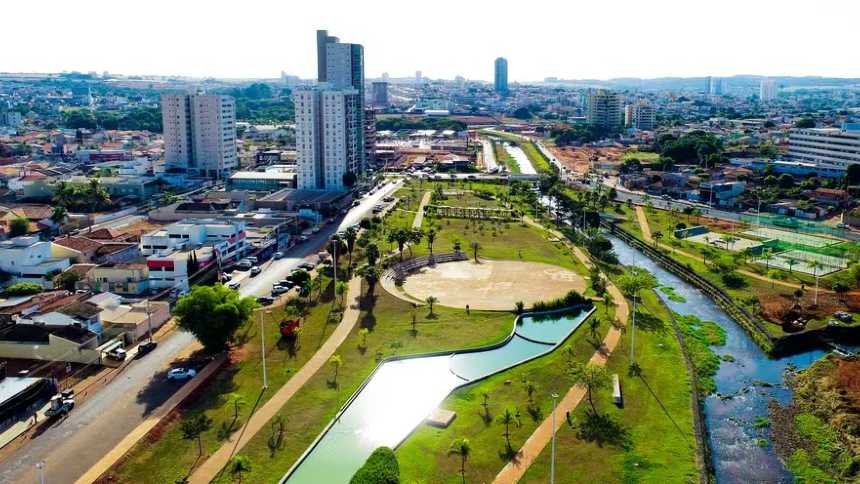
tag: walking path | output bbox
[412,190,432,229]
[188,276,364,484]
[493,219,629,484]
[634,207,832,293]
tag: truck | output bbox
[45,393,75,418]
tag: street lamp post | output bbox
[260,310,271,390]
[35,461,46,484]
[550,393,559,484]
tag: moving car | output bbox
[167,368,197,381]
[227,281,241,290]
[299,262,315,270]
[274,251,284,259]
[250,266,262,276]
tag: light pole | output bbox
[260,310,271,390]
[35,461,46,484]
[550,393,559,484]
[146,299,154,343]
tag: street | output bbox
[0,181,401,484]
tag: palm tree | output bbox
[335,280,348,307]
[426,296,438,317]
[761,250,774,271]
[358,327,370,349]
[470,241,481,262]
[229,455,251,484]
[497,408,520,451]
[50,206,67,227]
[524,380,536,406]
[653,231,663,248]
[181,413,212,460]
[617,267,657,365]
[426,228,436,255]
[480,392,490,421]
[568,362,610,414]
[724,235,739,251]
[359,265,381,297]
[785,257,799,273]
[448,438,471,483]
[328,354,343,386]
[388,229,410,261]
[225,393,246,431]
[365,243,380,267]
[343,227,358,275]
[588,316,602,345]
[808,260,822,306]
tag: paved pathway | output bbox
[188,276,364,484]
[492,219,629,484]
[412,190,432,229]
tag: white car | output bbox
[167,368,197,380]
[227,281,241,290]
[271,285,289,296]
[274,251,284,259]
[250,266,262,276]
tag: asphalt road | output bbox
[0,181,402,484]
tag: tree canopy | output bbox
[550,124,609,145]
[376,116,466,132]
[655,131,723,165]
[174,284,257,352]
[350,446,400,484]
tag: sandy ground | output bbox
[548,145,625,175]
[401,259,585,310]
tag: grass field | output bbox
[520,289,698,483]
[209,284,518,483]
[110,278,339,484]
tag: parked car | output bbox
[107,347,127,361]
[299,262,315,270]
[227,281,241,290]
[256,296,274,305]
[166,368,197,381]
[274,251,284,259]
[136,341,158,357]
[250,266,262,276]
[45,394,75,418]
[271,285,289,296]
[237,259,253,270]
[246,256,259,264]
[833,311,853,322]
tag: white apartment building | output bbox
[631,102,656,131]
[760,78,777,102]
[0,237,70,288]
[295,87,363,191]
[788,124,860,169]
[586,89,623,133]
[161,92,238,179]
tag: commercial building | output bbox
[586,89,623,133]
[760,78,777,102]
[494,57,508,94]
[228,165,297,191]
[788,124,860,169]
[730,158,846,179]
[372,81,389,107]
[709,77,724,95]
[161,92,238,179]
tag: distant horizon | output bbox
[4,0,859,81]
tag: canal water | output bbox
[610,237,853,483]
[502,143,537,175]
[283,308,593,483]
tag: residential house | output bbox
[83,263,150,295]
[0,237,70,288]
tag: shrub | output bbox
[350,446,400,484]
[721,271,747,289]
[531,290,590,312]
[6,282,42,296]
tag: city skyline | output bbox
[4,0,860,81]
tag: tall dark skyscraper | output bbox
[494,57,508,94]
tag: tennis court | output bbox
[685,232,763,253]
[743,227,838,248]
[756,249,848,276]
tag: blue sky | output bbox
[4,0,858,81]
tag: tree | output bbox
[426,229,436,256]
[173,284,257,352]
[723,235,739,251]
[616,267,658,364]
[225,393,247,431]
[336,280,349,307]
[448,438,471,483]
[387,229,411,261]
[54,271,81,292]
[328,354,343,386]
[8,217,29,237]
[761,250,774,270]
[785,257,799,273]
[350,446,400,484]
[229,455,252,484]
[470,241,481,262]
[808,260,822,306]
[425,296,438,317]
[365,243,380,267]
[342,171,358,189]
[181,413,213,459]
[50,206,68,226]
[497,408,520,451]
[653,230,663,248]
[6,282,42,296]
[834,282,849,303]
[343,227,358,274]
[359,265,381,296]
[480,392,491,421]
[453,239,462,253]
[568,362,610,414]
[588,316,602,345]
[794,118,816,129]
[358,327,370,350]
[523,380,536,406]
[515,300,525,314]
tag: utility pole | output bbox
[36,461,46,484]
[146,299,153,342]
[260,310,269,390]
[550,393,559,484]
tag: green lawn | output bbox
[482,129,553,174]
[210,285,517,483]
[492,139,520,173]
[521,289,698,484]
[110,277,340,484]
[396,303,611,483]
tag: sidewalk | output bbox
[412,190,432,229]
[492,219,629,484]
[187,276,364,484]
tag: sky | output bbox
[3,0,859,82]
